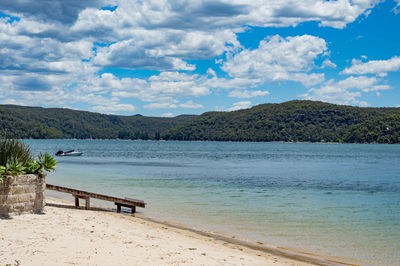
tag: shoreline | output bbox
[1,196,308,266]
[43,196,358,266]
[22,138,399,145]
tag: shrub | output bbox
[37,152,57,173]
[0,138,57,182]
[0,138,33,166]
[5,157,26,176]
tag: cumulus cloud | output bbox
[179,101,204,109]
[1,0,378,29]
[0,0,110,24]
[160,113,174,117]
[302,76,391,106]
[228,90,270,98]
[91,103,136,114]
[92,29,238,70]
[114,0,379,30]
[206,68,217,77]
[227,101,252,111]
[144,102,178,110]
[393,0,400,14]
[222,35,327,87]
[341,56,400,76]
[321,59,337,69]
[0,0,384,114]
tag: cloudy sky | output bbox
[1,0,400,116]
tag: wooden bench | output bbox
[47,184,146,214]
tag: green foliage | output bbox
[37,152,57,172]
[24,160,40,174]
[344,114,400,143]
[0,165,5,182]
[0,138,33,166]
[163,100,400,143]
[0,138,57,179]
[0,104,196,139]
[5,157,25,176]
[1,101,400,143]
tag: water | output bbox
[26,140,400,265]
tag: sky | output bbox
[0,0,400,117]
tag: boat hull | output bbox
[57,152,83,156]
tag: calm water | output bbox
[26,140,400,265]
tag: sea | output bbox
[26,140,400,265]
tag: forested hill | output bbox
[0,105,196,139]
[1,101,400,143]
[163,100,400,143]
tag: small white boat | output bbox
[56,150,83,156]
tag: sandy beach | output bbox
[0,197,322,266]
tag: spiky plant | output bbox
[0,138,33,167]
[5,157,25,176]
[37,152,57,173]
[0,138,57,180]
[25,160,41,174]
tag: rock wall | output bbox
[0,173,46,217]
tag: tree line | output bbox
[1,101,400,143]
[163,100,400,143]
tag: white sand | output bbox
[0,198,314,266]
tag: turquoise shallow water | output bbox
[26,140,400,265]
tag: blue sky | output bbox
[0,0,400,117]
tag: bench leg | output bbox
[116,204,121,213]
[131,206,136,213]
[74,196,79,207]
[85,197,90,210]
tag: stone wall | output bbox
[0,173,46,217]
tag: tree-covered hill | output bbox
[163,100,400,143]
[0,105,196,139]
[1,101,400,143]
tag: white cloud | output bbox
[341,56,400,76]
[227,101,252,111]
[228,90,270,98]
[321,59,337,69]
[393,0,400,14]
[0,0,384,114]
[221,35,327,87]
[114,0,379,30]
[1,0,378,30]
[144,102,178,109]
[204,76,262,90]
[160,112,174,117]
[91,103,136,114]
[179,101,203,109]
[92,29,238,70]
[302,76,391,106]
[215,101,252,112]
[206,68,217,77]
[96,72,211,102]
[0,0,110,24]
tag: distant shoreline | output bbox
[22,138,399,145]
